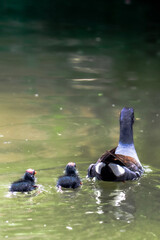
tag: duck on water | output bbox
[87,107,144,181]
[57,162,82,190]
[10,169,37,192]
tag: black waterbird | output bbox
[10,169,38,192]
[57,162,82,189]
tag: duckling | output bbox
[10,169,37,192]
[88,107,144,181]
[57,162,82,189]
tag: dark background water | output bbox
[0,1,160,239]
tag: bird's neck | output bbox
[116,121,140,163]
[66,170,77,176]
[116,119,143,168]
[119,121,133,145]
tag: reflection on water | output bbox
[110,190,126,207]
[0,20,160,240]
[91,182,138,223]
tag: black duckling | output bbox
[88,107,144,181]
[57,162,82,189]
[10,169,37,192]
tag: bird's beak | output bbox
[34,171,37,175]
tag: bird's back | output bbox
[57,175,81,189]
[10,179,35,192]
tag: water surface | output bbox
[0,21,160,240]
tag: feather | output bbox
[99,147,141,172]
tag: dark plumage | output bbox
[57,162,82,189]
[10,169,37,192]
[88,107,144,181]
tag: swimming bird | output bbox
[87,107,144,181]
[57,162,82,189]
[10,169,37,192]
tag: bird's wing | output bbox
[98,147,141,172]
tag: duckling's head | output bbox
[65,162,77,175]
[23,169,37,182]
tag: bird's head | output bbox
[120,107,134,125]
[23,169,37,181]
[65,162,77,175]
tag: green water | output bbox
[0,20,160,240]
